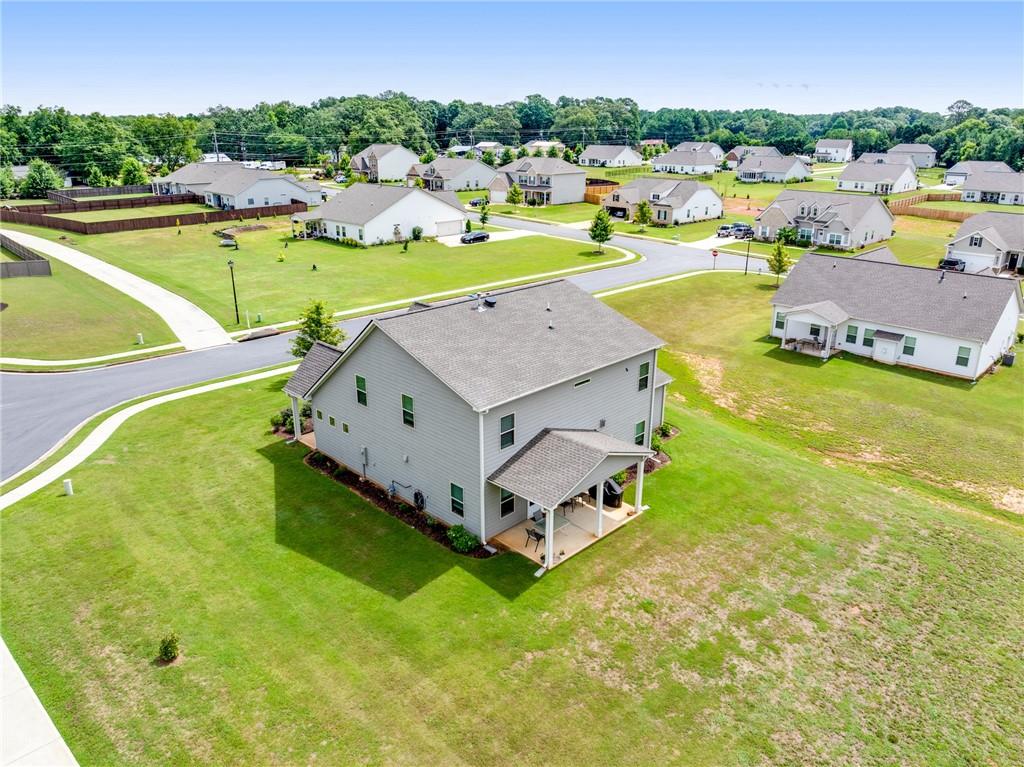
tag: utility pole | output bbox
[227,259,239,325]
[213,129,220,160]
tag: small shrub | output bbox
[657,423,671,439]
[270,411,285,430]
[651,435,663,454]
[411,226,423,241]
[446,524,478,553]
[157,632,180,663]
[612,470,627,485]
[465,220,472,233]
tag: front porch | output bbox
[777,300,849,361]
[493,496,640,568]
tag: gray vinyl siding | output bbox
[309,329,483,534]
[653,384,666,428]
[481,350,658,535]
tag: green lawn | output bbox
[74,192,154,201]
[615,213,755,242]
[0,256,176,360]
[50,203,212,222]
[3,339,1021,764]
[456,189,489,205]
[0,246,20,262]
[0,198,54,206]
[489,201,600,223]
[607,273,1024,514]
[2,221,628,330]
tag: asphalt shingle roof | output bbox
[672,141,723,154]
[815,139,853,149]
[951,212,1024,252]
[488,428,651,509]
[756,190,893,230]
[946,161,1013,176]
[579,144,638,161]
[205,168,311,196]
[653,150,719,167]
[737,155,808,174]
[285,341,344,398]
[962,170,1024,195]
[370,280,664,411]
[310,185,463,225]
[889,143,936,153]
[856,152,916,167]
[771,253,1021,343]
[727,145,782,159]
[156,161,243,185]
[838,162,915,183]
[496,157,583,176]
[407,157,488,180]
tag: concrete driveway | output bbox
[437,229,534,247]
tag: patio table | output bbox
[531,513,570,536]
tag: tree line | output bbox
[2,95,1021,185]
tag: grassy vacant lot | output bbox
[3,345,1022,765]
[607,273,1024,516]
[3,221,628,330]
[709,174,840,205]
[489,201,600,223]
[0,255,175,360]
[50,203,212,222]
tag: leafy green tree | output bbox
[119,157,148,185]
[588,207,614,253]
[499,147,515,166]
[480,150,496,167]
[506,183,523,206]
[562,147,576,164]
[20,158,64,197]
[766,240,792,286]
[85,163,107,187]
[532,148,544,157]
[290,300,345,358]
[0,166,17,198]
[517,146,530,158]
[478,201,489,228]
[776,225,798,245]
[634,199,653,231]
[546,145,560,158]
[420,148,436,163]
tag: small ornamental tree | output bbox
[85,163,107,188]
[478,201,489,228]
[546,145,560,158]
[532,148,544,157]
[517,146,530,158]
[767,240,792,286]
[480,149,496,167]
[290,300,345,358]
[634,199,653,231]
[20,158,64,198]
[506,182,524,206]
[562,148,576,164]
[588,207,614,253]
[157,632,180,663]
[776,225,798,245]
[499,147,515,166]
[0,166,16,198]
[420,148,436,163]
[119,157,148,185]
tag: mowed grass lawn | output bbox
[3,221,628,330]
[607,273,1024,515]
[0,253,175,360]
[489,201,600,223]
[49,203,212,222]
[614,213,754,242]
[884,215,959,267]
[3,364,1022,764]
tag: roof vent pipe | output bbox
[545,301,552,312]
[548,320,554,330]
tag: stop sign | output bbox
[711,249,718,257]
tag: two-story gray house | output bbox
[755,190,895,250]
[284,280,670,572]
[488,157,586,205]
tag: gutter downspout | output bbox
[478,410,487,544]
[644,350,657,512]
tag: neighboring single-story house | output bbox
[855,152,916,168]
[724,145,781,169]
[836,162,918,194]
[445,145,475,158]
[11,164,72,187]
[200,152,233,163]
[284,279,670,571]
[770,252,1021,380]
[203,168,321,209]
[406,158,497,191]
[960,170,1024,206]
[755,190,894,249]
[489,157,586,205]
[651,150,719,175]
[602,177,723,224]
[736,155,811,183]
[291,184,467,244]
[152,161,248,195]
[813,138,854,162]
[473,141,505,159]
[523,140,566,155]
[943,160,1014,186]
[349,144,420,182]
[639,138,666,148]
[887,143,937,168]
[671,141,725,160]
[946,212,1024,273]
[578,144,643,167]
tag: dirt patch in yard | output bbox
[723,198,764,215]
[678,352,760,420]
[953,481,1024,515]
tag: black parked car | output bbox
[468,197,487,207]
[460,230,490,244]
[937,257,967,272]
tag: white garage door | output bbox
[437,219,463,237]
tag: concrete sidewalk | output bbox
[1,229,233,351]
[1,639,77,766]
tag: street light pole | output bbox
[227,259,239,325]
[744,237,751,276]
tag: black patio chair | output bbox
[525,527,544,552]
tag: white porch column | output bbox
[781,315,789,349]
[596,481,605,538]
[544,507,554,568]
[635,459,646,512]
[289,395,302,444]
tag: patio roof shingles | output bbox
[488,428,652,510]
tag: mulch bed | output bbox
[301,450,494,559]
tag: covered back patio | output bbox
[488,428,653,575]
[778,300,850,360]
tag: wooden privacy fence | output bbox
[0,233,52,278]
[10,193,202,214]
[887,192,970,222]
[48,184,152,201]
[0,201,308,236]
[584,179,619,205]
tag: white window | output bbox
[499,489,515,518]
[969,235,983,247]
[358,228,363,241]
[828,233,843,246]
[247,198,255,206]
[499,413,515,449]
[955,346,970,367]
[450,483,465,517]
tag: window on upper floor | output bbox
[638,361,650,391]
[500,413,515,449]
[969,235,983,247]
[355,375,367,406]
[401,394,415,427]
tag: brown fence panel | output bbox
[8,193,201,215]
[0,232,52,278]
[50,184,151,200]
[0,209,89,233]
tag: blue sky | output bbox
[3,2,1021,115]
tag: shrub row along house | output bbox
[770,252,1021,379]
[291,184,467,243]
[946,212,1024,274]
[488,157,586,205]
[602,178,723,224]
[284,280,670,571]
[152,162,322,208]
[755,190,893,249]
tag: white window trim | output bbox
[499,412,515,450]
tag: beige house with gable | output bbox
[755,190,894,249]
